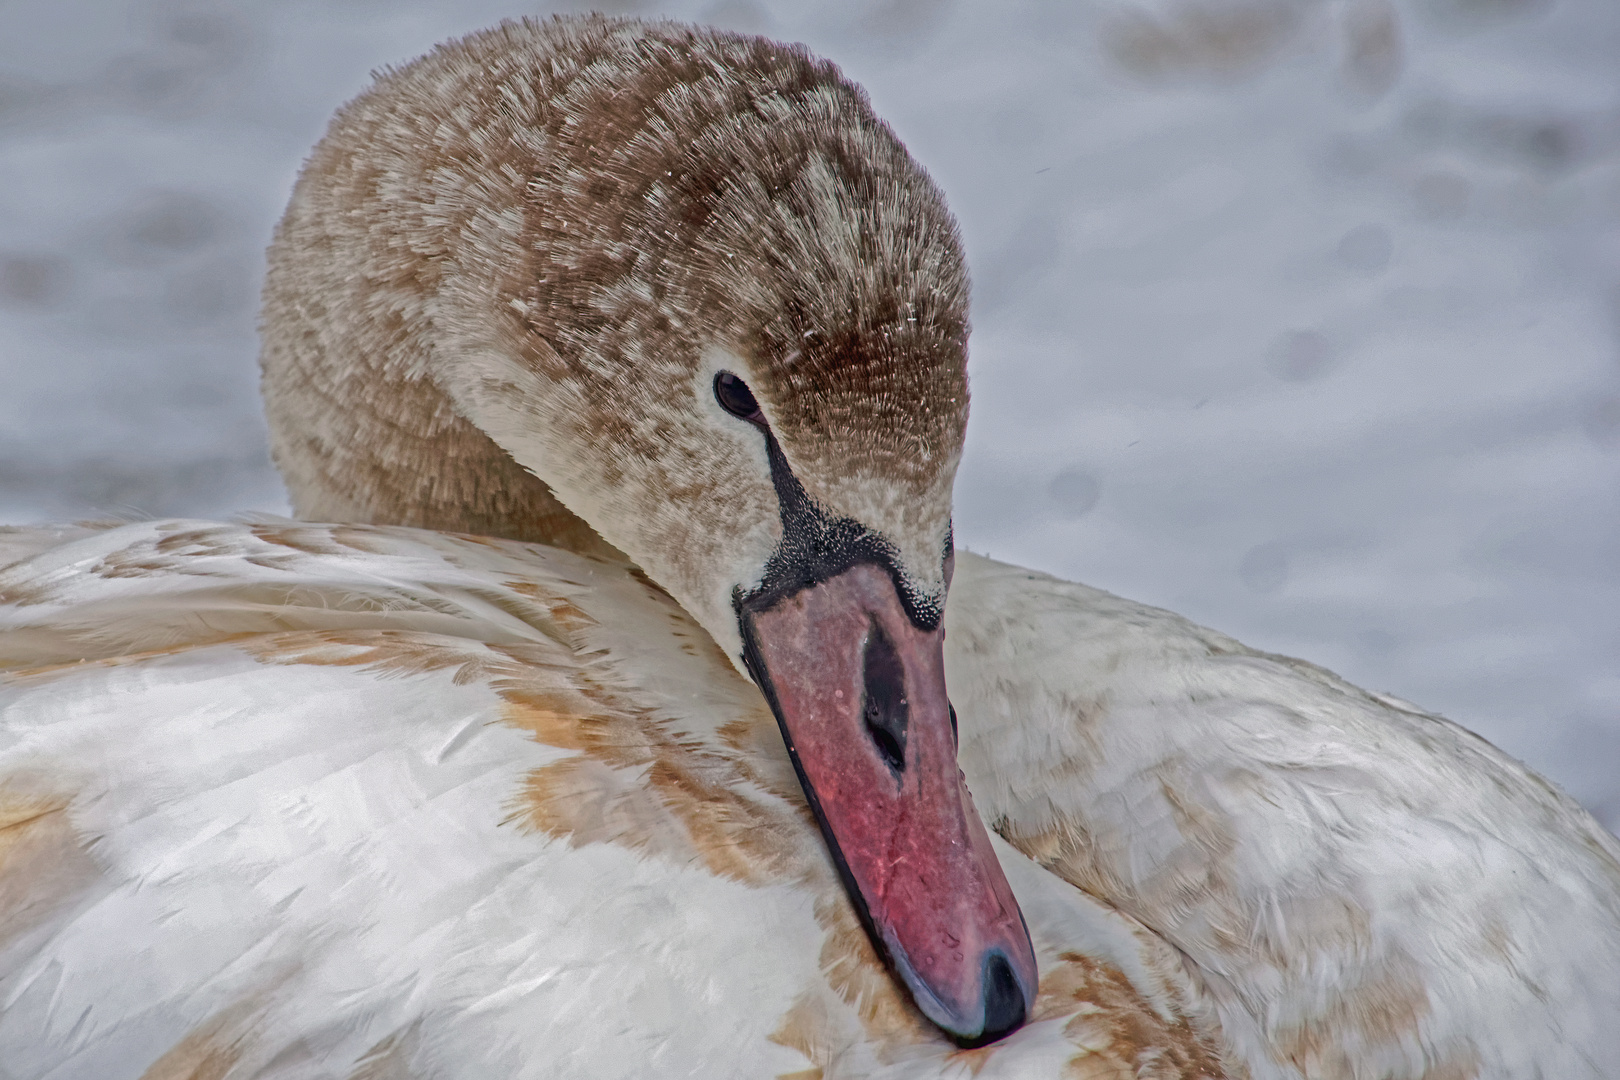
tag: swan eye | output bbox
[714,371,764,424]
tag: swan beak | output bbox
[740,562,1037,1047]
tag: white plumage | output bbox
[3,520,1617,1077]
[0,520,1226,1078]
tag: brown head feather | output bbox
[260,15,969,649]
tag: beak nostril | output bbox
[975,953,1027,1046]
[862,622,908,773]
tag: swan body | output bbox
[0,519,1224,1079]
[2,14,1618,1079]
[947,559,1620,1078]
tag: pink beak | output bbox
[740,561,1037,1045]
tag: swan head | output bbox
[262,15,1035,1044]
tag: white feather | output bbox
[0,520,1230,1079]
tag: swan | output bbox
[1,14,1616,1079]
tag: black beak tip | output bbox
[950,952,1030,1049]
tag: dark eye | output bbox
[714,371,764,424]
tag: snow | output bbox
[1,0,1616,826]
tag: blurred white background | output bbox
[1,0,1616,825]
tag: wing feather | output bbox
[1,522,1228,1079]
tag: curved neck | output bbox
[256,38,620,561]
[261,352,619,559]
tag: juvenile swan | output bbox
[1,15,1616,1080]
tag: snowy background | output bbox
[1,0,1616,826]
